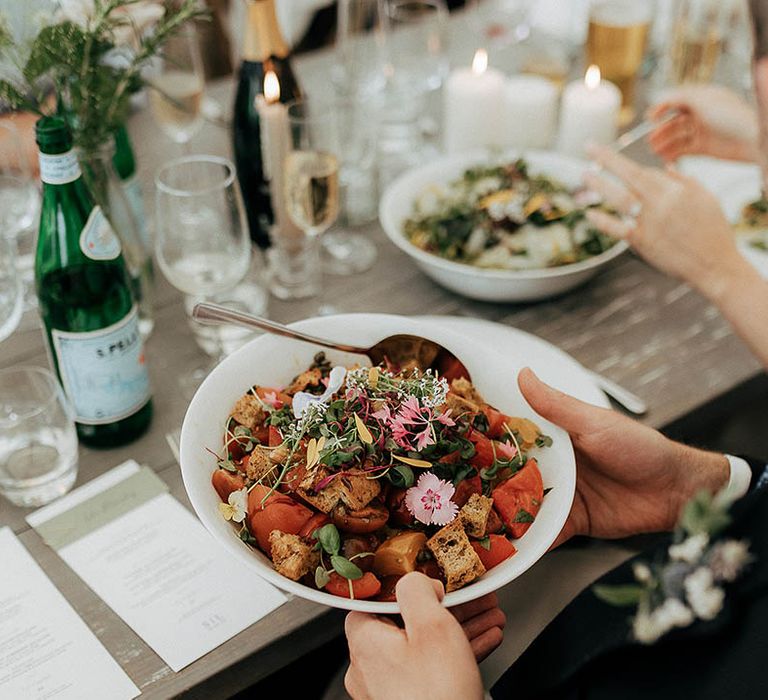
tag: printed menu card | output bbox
[0,527,140,699]
[27,460,287,672]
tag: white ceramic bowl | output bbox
[180,313,575,613]
[379,150,629,302]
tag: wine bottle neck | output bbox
[242,0,289,62]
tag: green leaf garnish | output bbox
[331,555,363,580]
[315,523,341,556]
[315,566,331,589]
[512,508,535,524]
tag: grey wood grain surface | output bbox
[1,27,763,700]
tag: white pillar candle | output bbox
[257,70,302,244]
[557,65,621,157]
[443,49,505,153]
[502,74,559,150]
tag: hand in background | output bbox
[583,145,744,301]
[648,85,758,163]
[345,574,484,700]
[518,368,729,548]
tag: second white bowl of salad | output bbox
[379,150,628,302]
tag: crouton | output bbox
[445,392,480,416]
[286,368,324,394]
[503,417,541,450]
[297,468,381,514]
[246,449,277,483]
[269,531,319,581]
[460,493,493,538]
[427,518,486,592]
[230,393,267,431]
[451,377,483,405]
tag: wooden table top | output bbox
[1,26,763,699]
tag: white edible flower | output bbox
[632,562,652,584]
[684,567,725,621]
[292,366,346,418]
[669,533,709,564]
[218,488,248,523]
[709,539,751,582]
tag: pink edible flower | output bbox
[389,396,441,451]
[405,472,459,526]
[371,404,392,423]
[261,391,282,409]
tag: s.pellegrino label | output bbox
[39,149,81,185]
[51,305,151,425]
[79,206,122,261]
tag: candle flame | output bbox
[472,48,488,75]
[264,70,280,103]
[585,64,601,90]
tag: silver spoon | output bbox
[192,302,471,380]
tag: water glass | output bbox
[0,367,79,507]
[334,0,389,98]
[0,237,22,342]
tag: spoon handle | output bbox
[191,302,369,355]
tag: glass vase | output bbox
[79,143,155,338]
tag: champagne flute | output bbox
[155,155,255,392]
[149,25,206,148]
[0,120,40,309]
[268,101,342,299]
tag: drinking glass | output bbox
[268,101,342,297]
[384,0,449,93]
[0,120,40,307]
[470,0,533,48]
[333,0,390,98]
[149,25,206,147]
[0,237,22,342]
[666,0,730,86]
[0,367,78,507]
[155,156,259,390]
[586,0,654,125]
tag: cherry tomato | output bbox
[247,485,313,555]
[471,535,517,570]
[453,475,482,508]
[342,536,377,573]
[324,571,382,599]
[298,512,330,539]
[212,469,245,502]
[492,459,544,539]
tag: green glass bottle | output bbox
[34,116,153,448]
[112,124,149,248]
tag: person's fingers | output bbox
[345,611,402,653]
[518,367,612,436]
[396,572,451,639]
[344,664,371,700]
[582,171,639,215]
[469,626,505,663]
[648,127,694,162]
[461,607,507,641]
[585,209,636,240]
[451,592,499,623]
[586,145,661,199]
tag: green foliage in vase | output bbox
[0,1,207,152]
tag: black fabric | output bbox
[491,470,768,699]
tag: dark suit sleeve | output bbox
[742,456,768,492]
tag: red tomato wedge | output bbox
[324,571,382,599]
[467,429,495,469]
[492,459,544,539]
[483,406,508,440]
[471,535,517,570]
[298,512,330,539]
[268,425,283,447]
[453,475,482,508]
[212,469,245,502]
[247,485,313,555]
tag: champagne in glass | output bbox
[149,26,205,146]
[586,0,652,124]
[667,0,728,85]
[284,151,340,236]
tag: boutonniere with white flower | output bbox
[594,490,752,645]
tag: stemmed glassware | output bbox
[269,100,342,298]
[155,155,257,393]
[0,120,40,309]
[149,25,206,149]
[0,237,22,343]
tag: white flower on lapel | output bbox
[684,567,725,621]
[668,533,709,564]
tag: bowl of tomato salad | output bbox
[180,313,575,613]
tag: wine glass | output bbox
[0,120,40,308]
[384,0,449,93]
[333,0,390,98]
[149,25,206,148]
[268,100,341,298]
[470,0,533,48]
[155,155,255,392]
[0,236,23,342]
